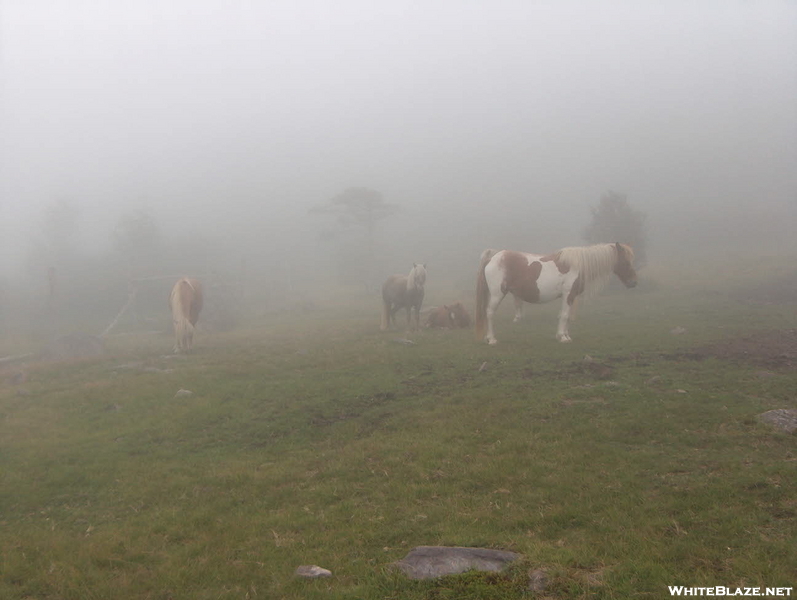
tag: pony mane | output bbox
[556,244,618,298]
[407,264,426,291]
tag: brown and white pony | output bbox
[169,277,204,352]
[425,302,472,329]
[475,243,636,344]
[381,263,427,331]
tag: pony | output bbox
[449,302,471,328]
[381,263,427,331]
[426,302,472,329]
[169,277,204,352]
[475,243,636,344]
[425,305,455,329]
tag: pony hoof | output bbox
[487,339,498,345]
[558,336,572,343]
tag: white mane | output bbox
[407,263,427,291]
[557,244,618,297]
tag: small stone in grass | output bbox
[295,565,332,578]
[174,389,193,398]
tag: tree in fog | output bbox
[583,191,648,267]
[310,187,399,287]
[24,200,81,308]
[112,210,162,272]
[42,200,81,262]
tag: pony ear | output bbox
[615,242,622,253]
[413,262,417,267]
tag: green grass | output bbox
[1,263,796,599]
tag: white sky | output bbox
[1,1,796,271]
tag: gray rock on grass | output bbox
[295,565,332,578]
[528,568,548,592]
[757,409,797,434]
[393,546,521,580]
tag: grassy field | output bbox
[1,258,796,599]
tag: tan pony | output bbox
[426,302,472,329]
[381,263,427,331]
[169,277,204,352]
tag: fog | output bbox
[1,1,796,324]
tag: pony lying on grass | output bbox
[381,264,427,331]
[425,302,471,329]
[475,243,636,344]
[170,277,203,352]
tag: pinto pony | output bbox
[381,263,427,331]
[169,277,204,352]
[475,243,636,344]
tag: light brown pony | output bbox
[449,302,471,328]
[381,263,427,331]
[425,305,455,328]
[169,277,203,352]
[425,302,472,329]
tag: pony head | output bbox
[449,302,471,328]
[408,263,427,289]
[613,243,637,288]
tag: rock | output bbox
[528,568,548,592]
[393,546,521,580]
[757,409,797,434]
[295,565,332,578]
[645,375,662,385]
[393,338,417,345]
[670,326,687,335]
[174,389,194,398]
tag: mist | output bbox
[1,1,796,325]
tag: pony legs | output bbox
[556,297,573,342]
[512,294,524,322]
[484,292,505,345]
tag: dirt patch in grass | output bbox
[676,329,797,369]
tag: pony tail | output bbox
[175,315,194,349]
[475,249,497,340]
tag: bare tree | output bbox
[112,209,162,270]
[583,191,648,268]
[310,187,399,287]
